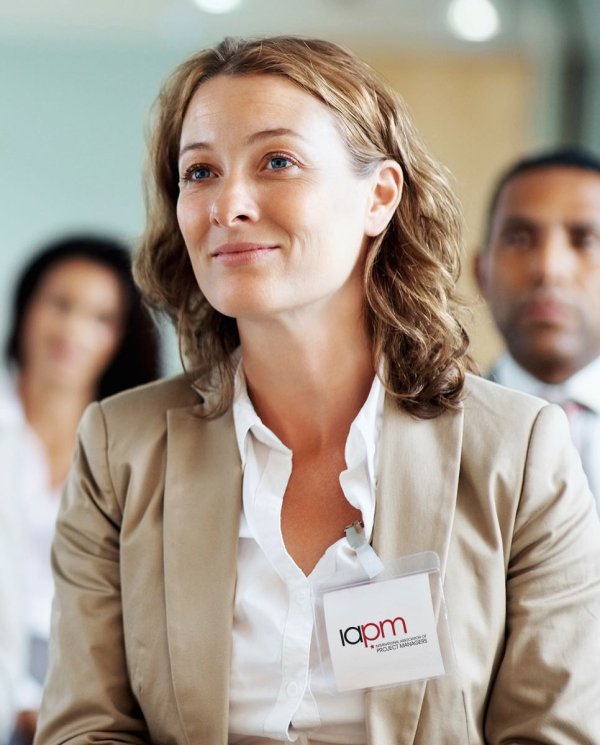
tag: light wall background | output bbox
[1,0,599,375]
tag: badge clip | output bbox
[344,520,384,578]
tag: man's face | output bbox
[477,166,600,383]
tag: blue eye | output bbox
[268,156,292,170]
[179,164,213,185]
[189,165,212,180]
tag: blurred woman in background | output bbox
[0,234,161,744]
[0,487,25,743]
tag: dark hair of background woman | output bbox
[5,234,161,399]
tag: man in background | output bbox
[476,147,600,507]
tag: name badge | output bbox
[314,551,454,692]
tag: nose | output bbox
[530,230,576,285]
[209,173,259,227]
[58,308,92,346]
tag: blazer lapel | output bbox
[367,395,463,744]
[163,402,242,745]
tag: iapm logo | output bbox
[338,616,408,649]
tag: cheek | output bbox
[176,199,189,236]
[488,256,526,292]
[20,305,55,352]
[581,277,600,314]
[176,200,209,285]
[177,194,208,245]
[184,248,207,295]
[91,327,122,368]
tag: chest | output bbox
[281,450,363,575]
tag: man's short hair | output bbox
[484,146,600,247]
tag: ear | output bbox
[364,160,403,237]
[473,250,489,296]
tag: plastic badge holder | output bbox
[313,551,455,693]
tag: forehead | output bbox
[39,257,115,284]
[35,258,124,304]
[180,73,339,143]
[494,166,600,222]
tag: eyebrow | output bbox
[565,220,600,233]
[178,128,306,160]
[499,214,600,232]
[498,215,536,229]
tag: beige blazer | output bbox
[35,373,600,745]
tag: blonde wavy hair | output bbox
[135,35,473,418]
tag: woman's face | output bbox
[176,73,393,329]
[20,258,127,393]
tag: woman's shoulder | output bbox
[460,372,569,467]
[84,373,205,444]
[0,371,25,429]
[99,372,201,415]
[73,374,214,478]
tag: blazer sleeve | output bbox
[34,402,151,745]
[485,403,600,744]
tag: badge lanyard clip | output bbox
[344,520,384,578]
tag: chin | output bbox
[208,293,284,321]
[517,342,583,382]
[48,364,95,389]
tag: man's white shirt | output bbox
[490,353,600,509]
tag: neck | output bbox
[239,315,375,453]
[18,370,95,438]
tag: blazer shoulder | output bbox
[80,374,203,450]
[75,375,209,502]
[463,372,547,425]
[100,373,200,417]
[458,374,574,487]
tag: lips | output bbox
[210,242,279,265]
[210,242,277,256]
[518,296,573,325]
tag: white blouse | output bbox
[228,371,383,744]
[0,385,27,739]
[0,375,62,710]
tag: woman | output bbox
[0,489,25,742]
[35,38,600,744]
[1,234,161,744]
